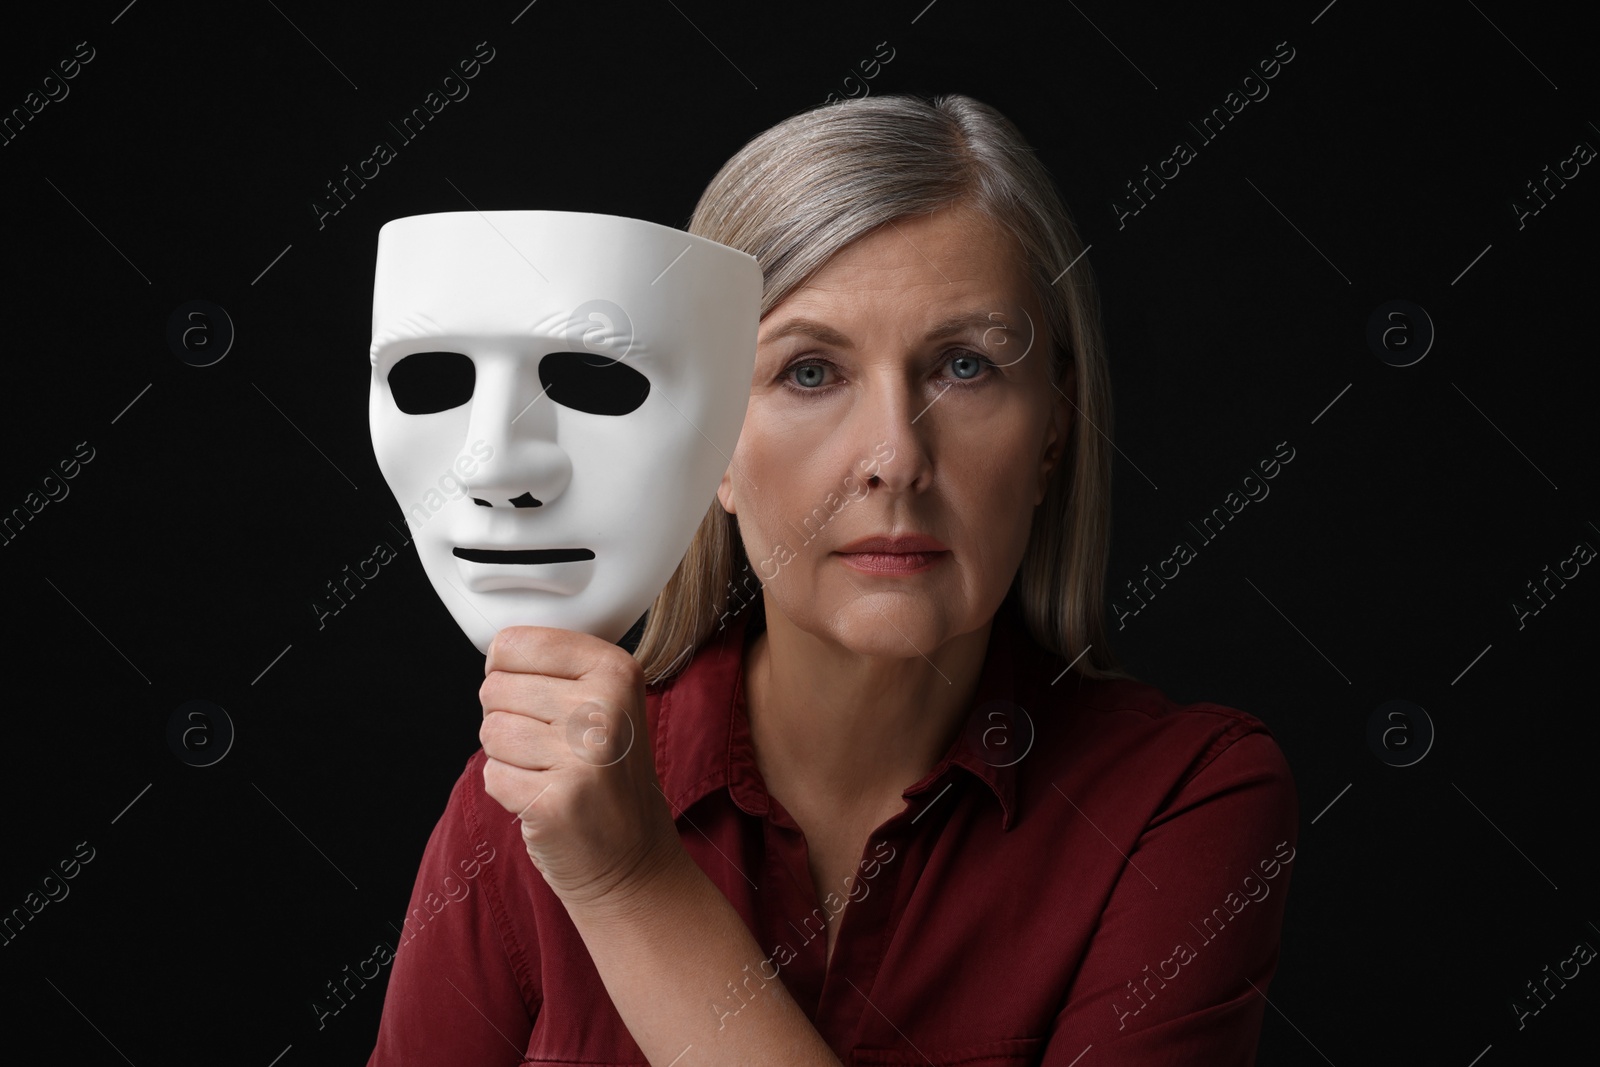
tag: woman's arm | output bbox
[561,835,844,1066]
[366,760,537,1066]
[478,624,842,1065]
[1040,729,1300,1065]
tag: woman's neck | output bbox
[742,603,993,810]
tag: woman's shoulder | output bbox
[989,590,1290,806]
[1057,672,1281,752]
[995,598,1287,789]
[437,746,530,865]
[1051,665,1287,761]
[1023,667,1297,830]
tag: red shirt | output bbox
[367,599,1298,1065]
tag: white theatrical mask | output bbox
[369,211,760,651]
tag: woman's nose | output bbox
[849,369,933,493]
[462,356,573,508]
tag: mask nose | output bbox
[487,490,543,509]
[462,355,572,508]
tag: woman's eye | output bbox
[782,351,993,392]
[789,362,829,389]
[946,350,998,381]
[949,352,986,380]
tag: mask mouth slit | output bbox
[452,547,595,565]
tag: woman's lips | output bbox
[836,550,948,575]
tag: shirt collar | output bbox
[652,599,1033,832]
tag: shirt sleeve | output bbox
[367,752,539,1066]
[1042,726,1300,1067]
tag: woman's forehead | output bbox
[782,206,1032,298]
[759,304,1034,345]
[760,269,1039,346]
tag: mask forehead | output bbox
[371,211,744,381]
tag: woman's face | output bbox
[716,201,1072,658]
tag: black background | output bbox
[1,1,1595,1064]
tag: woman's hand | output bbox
[479,624,844,1065]
[478,625,683,910]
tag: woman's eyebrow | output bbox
[760,310,1012,348]
[926,310,1014,340]
[760,317,853,347]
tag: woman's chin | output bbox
[811,598,959,661]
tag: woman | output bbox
[368,93,1297,1065]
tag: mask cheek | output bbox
[373,398,472,505]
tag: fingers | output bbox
[479,629,646,774]
[481,698,638,771]
[485,626,642,688]
[479,709,564,771]
[481,754,553,819]
[479,669,568,725]
[562,698,638,769]
[479,671,577,771]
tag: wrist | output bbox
[558,831,694,924]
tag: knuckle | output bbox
[487,627,526,665]
[602,648,645,689]
[481,757,504,800]
[478,672,502,709]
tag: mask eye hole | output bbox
[388,351,475,414]
[539,351,650,416]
